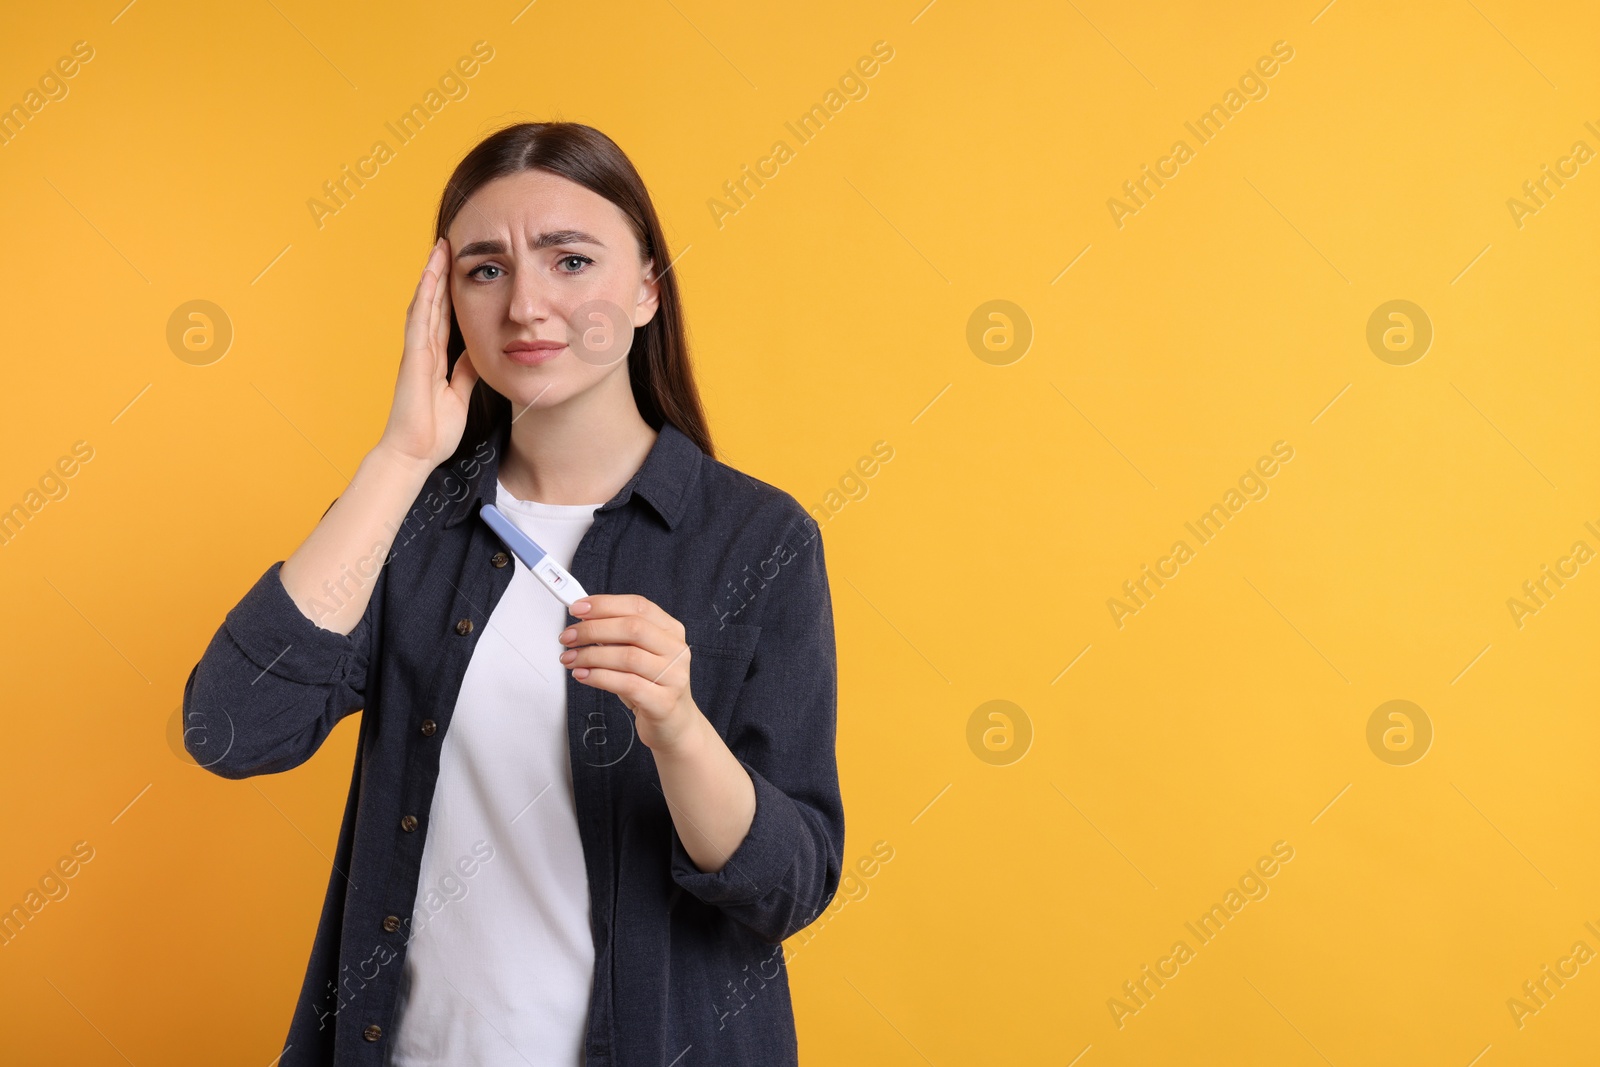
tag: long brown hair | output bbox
[434,122,713,465]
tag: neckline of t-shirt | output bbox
[494,477,606,518]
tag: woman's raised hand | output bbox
[378,237,481,470]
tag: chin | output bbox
[489,355,559,381]
[496,378,568,411]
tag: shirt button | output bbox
[363,1023,383,1041]
[382,915,401,933]
[491,551,509,568]
[455,618,474,635]
[420,719,437,737]
[400,815,418,832]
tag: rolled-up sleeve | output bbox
[669,512,844,944]
[181,553,382,780]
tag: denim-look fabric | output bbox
[182,417,844,1065]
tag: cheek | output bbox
[564,299,637,368]
[452,283,491,326]
[452,290,507,354]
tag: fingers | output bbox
[565,666,650,713]
[404,243,431,319]
[404,240,444,361]
[411,240,441,316]
[565,617,679,659]
[435,274,451,355]
[566,643,691,689]
[401,279,432,376]
[572,593,678,631]
[564,642,656,677]
[431,238,451,355]
[563,598,684,658]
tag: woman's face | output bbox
[446,169,659,413]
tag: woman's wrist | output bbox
[281,441,438,632]
[652,707,756,874]
[647,698,712,763]
[368,439,441,485]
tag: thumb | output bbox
[448,348,480,401]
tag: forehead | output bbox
[448,169,630,245]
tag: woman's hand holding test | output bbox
[558,593,756,874]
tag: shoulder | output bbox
[690,449,822,553]
[685,452,831,633]
[686,450,829,611]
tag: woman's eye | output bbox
[558,255,592,273]
[468,263,503,281]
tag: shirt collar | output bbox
[443,417,702,532]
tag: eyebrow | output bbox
[454,230,606,259]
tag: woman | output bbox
[182,122,844,1066]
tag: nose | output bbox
[507,259,555,327]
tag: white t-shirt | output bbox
[387,478,603,1066]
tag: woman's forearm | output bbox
[278,445,434,635]
[653,709,757,873]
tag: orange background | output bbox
[2,0,1598,1063]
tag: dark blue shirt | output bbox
[182,418,844,1065]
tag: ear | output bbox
[633,260,662,327]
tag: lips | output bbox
[504,339,566,365]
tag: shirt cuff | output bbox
[222,560,360,687]
[668,760,804,907]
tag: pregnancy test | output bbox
[479,503,590,608]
